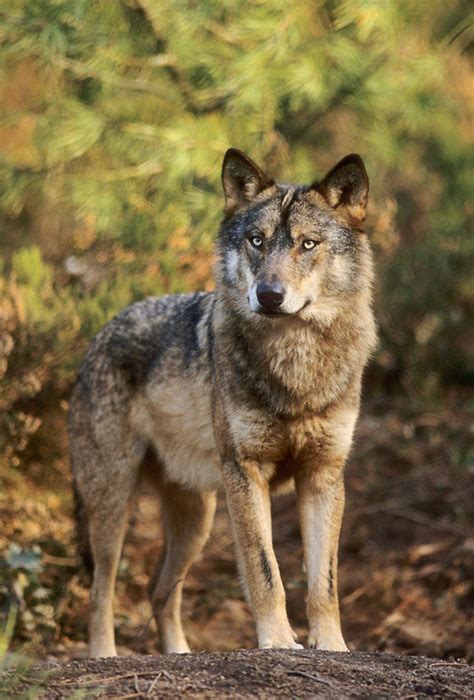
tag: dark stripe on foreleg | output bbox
[328,554,334,596]
[260,547,273,588]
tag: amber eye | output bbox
[250,235,263,249]
[302,239,318,250]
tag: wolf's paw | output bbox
[261,640,304,650]
[307,633,349,652]
[161,625,191,654]
[167,642,191,654]
[163,638,191,654]
[258,618,304,650]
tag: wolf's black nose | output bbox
[256,281,285,311]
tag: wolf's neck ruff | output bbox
[214,285,373,418]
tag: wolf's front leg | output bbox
[223,458,302,649]
[295,467,348,652]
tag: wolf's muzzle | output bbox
[256,281,285,312]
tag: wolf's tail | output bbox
[72,478,94,575]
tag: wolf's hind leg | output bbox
[87,495,131,657]
[149,481,216,654]
[75,439,142,658]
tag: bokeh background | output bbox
[0,1,472,661]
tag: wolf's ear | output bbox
[222,149,274,217]
[315,154,369,226]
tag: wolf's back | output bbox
[72,292,214,399]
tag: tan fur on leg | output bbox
[88,503,130,658]
[223,459,302,650]
[150,481,216,654]
[296,467,347,652]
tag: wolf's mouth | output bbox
[254,299,311,317]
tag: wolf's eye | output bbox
[302,239,318,250]
[249,235,263,249]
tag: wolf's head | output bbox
[217,149,373,325]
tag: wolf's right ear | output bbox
[222,149,274,217]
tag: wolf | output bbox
[69,148,376,657]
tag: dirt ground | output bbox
[4,650,473,699]
[1,391,473,693]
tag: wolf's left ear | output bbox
[222,149,274,217]
[314,154,369,226]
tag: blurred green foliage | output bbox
[0,0,472,470]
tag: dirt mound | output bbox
[5,650,472,699]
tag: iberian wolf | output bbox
[69,149,376,656]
